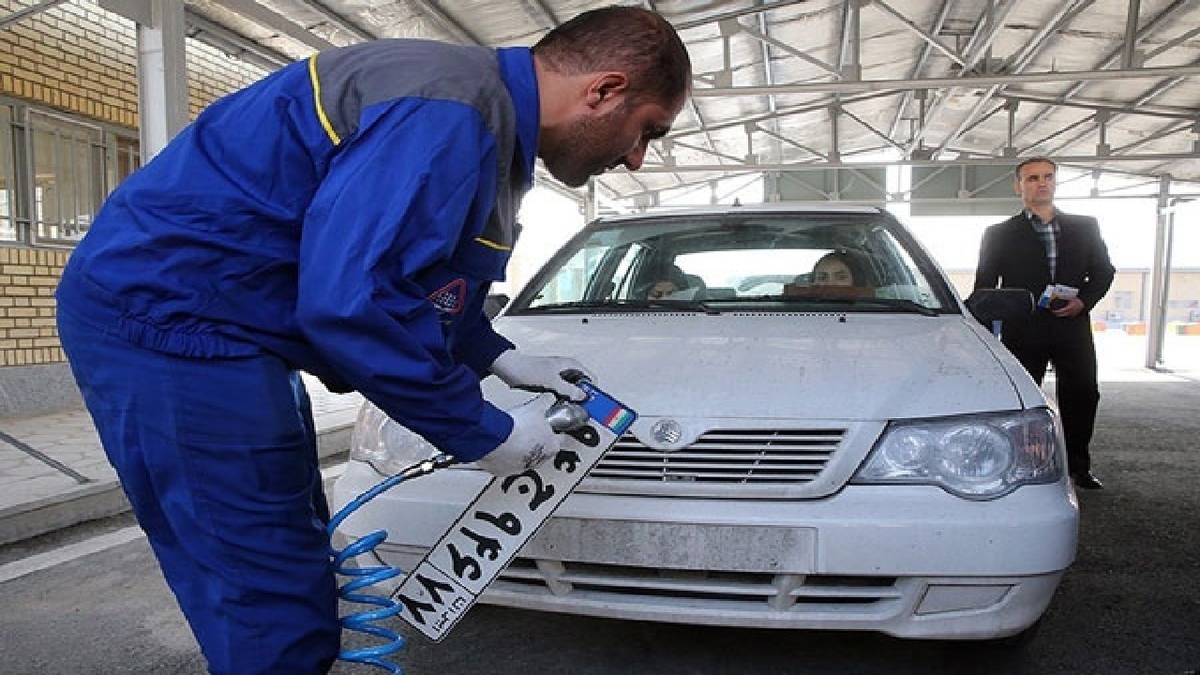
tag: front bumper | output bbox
[331,461,1078,640]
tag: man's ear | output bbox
[586,73,630,109]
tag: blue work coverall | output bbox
[55,40,539,674]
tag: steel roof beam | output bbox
[608,170,1199,206]
[210,0,335,52]
[671,139,748,165]
[958,0,1019,65]
[736,18,839,75]
[627,152,1200,173]
[836,0,859,80]
[755,3,784,162]
[870,0,965,67]
[632,3,734,199]
[1037,59,1199,157]
[838,105,906,152]
[672,0,812,31]
[292,0,374,42]
[1003,92,1197,121]
[1110,120,1194,157]
[929,0,1094,156]
[755,126,828,161]
[949,100,1009,143]
[1006,0,1192,145]
[887,0,954,144]
[0,0,70,29]
[691,64,1200,96]
[1017,114,1101,154]
[674,90,901,141]
[1121,0,1142,69]
[825,0,862,163]
[183,11,291,71]
[1142,24,1200,61]
[904,0,1020,152]
[407,0,482,45]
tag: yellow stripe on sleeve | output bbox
[475,237,512,252]
[308,55,341,145]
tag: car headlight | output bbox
[349,402,440,476]
[851,408,1063,500]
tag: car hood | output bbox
[488,312,1026,421]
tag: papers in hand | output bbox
[1038,284,1078,309]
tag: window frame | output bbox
[0,97,140,248]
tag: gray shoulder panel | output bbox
[311,39,526,250]
[313,39,513,151]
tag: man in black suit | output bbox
[974,157,1115,490]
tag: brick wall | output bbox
[0,246,69,366]
[0,0,268,125]
[0,0,271,369]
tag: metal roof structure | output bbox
[3,0,1195,367]
[165,0,1200,208]
[163,0,1199,369]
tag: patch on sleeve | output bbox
[428,278,468,315]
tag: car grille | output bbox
[583,428,844,496]
[491,558,903,619]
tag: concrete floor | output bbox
[1,334,1196,674]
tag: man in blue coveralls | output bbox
[55,6,691,673]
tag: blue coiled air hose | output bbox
[325,397,588,672]
[327,453,457,673]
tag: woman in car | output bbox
[642,263,702,299]
[812,251,864,286]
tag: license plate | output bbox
[392,383,636,641]
[522,519,817,574]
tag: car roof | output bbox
[594,202,886,225]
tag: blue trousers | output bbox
[58,307,340,674]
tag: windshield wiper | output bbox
[853,298,941,316]
[776,295,940,316]
[526,299,721,315]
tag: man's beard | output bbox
[544,107,625,188]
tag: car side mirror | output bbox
[965,288,1034,334]
[484,293,510,319]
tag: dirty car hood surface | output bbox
[485,312,1023,422]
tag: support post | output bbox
[584,180,596,224]
[101,0,190,161]
[1145,175,1171,369]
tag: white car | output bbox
[332,203,1078,643]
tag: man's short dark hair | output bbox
[534,6,692,106]
[1015,156,1057,179]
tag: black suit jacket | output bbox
[973,211,1115,346]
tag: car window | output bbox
[517,211,957,313]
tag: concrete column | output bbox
[584,180,596,223]
[100,0,189,161]
[1145,175,1171,369]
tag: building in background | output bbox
[0,0,266,415]
[945,268,1200,333]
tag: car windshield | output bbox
[510,210,958,315]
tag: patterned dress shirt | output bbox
[1026,208,1059,279]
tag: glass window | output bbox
[515,210,958,314]
[0,106,138,246]
[112,134,141,186]
[29,111,105,244]
[528,237,644,307]
[0,105,15,242]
